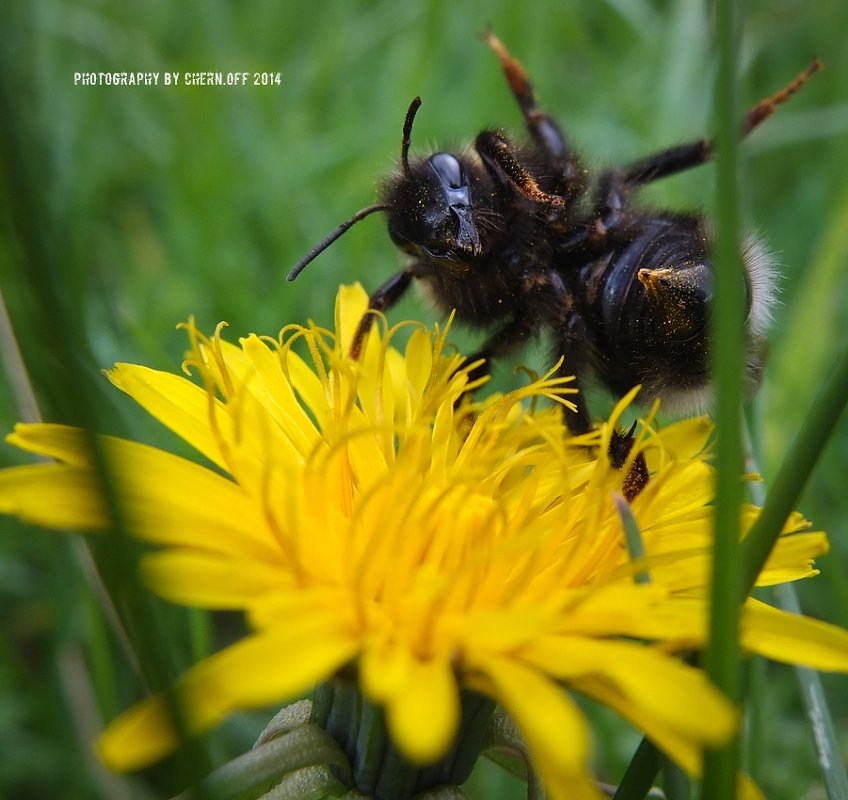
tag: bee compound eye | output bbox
[428,152,465,189]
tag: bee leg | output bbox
[562,377,592,436]
[458,313,544,409]
[483,30,570,162]
[619,141,711,186]
[608,422,650,501]
[618,59,822,187]
[592,149,699,231]
[740,58,822,137]
[552,312,594,436]
[591,141,709,210]
[476,130,566,209]
[349,268,415,359]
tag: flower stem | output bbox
[314,679,494,800]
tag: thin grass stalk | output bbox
[0,239,142,797]
[701,0,745,796]
[739,348,848,597]
[0,289,41,424]
[773,584,848,800]
[743,655,766,791]
[743,421,848,799]
[611,737,661,800]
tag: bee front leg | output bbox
[462,312,542,399]
[476,131,567,209]
[349,268,414,359]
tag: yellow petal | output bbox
[404,327,435,399]
[106,364,229,469]
[443,609,558,653]
[238,333,321,456]
[649,416,713,462]
[7,422,94,466]
[247,587,356,631]
[0,463,107,529]
[564,590,710,646]
[100,436,275,556]
[336,282,370,352]
[742,598,848,672]
[360,638,413,703]
[279,346,332,429]
[1,425,284,561]
[638,460,715,522]
[521,636,735,776]
[738,773,766,800]
[141,551,287,608]
[468,656,599,800]
[573,678,705,776]
[385,656,459,764]
[98,617,358,771]
[756,531,827,586]
[521,636,737,746]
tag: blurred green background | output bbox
[1,1,847,798]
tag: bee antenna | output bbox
[286,203,389,281]
[401,96,422,174]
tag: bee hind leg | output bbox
[591,143,708,233]
[617,59,822,188]
[551,313,594,436]
[484,30,569,161]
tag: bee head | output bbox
[383,151,482,263]
[287,96,484,282]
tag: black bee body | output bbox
[289,34,818,435]
[572,213,714,405]
[377,118,724,433]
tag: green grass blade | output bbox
[701,0,744,795]
[612,737,662,800]
[744,420,848,800]
[773,584,848,800]
[740,347,848,598]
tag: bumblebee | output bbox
[289,33,819,436]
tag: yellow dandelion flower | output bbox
[2,283,847,800]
